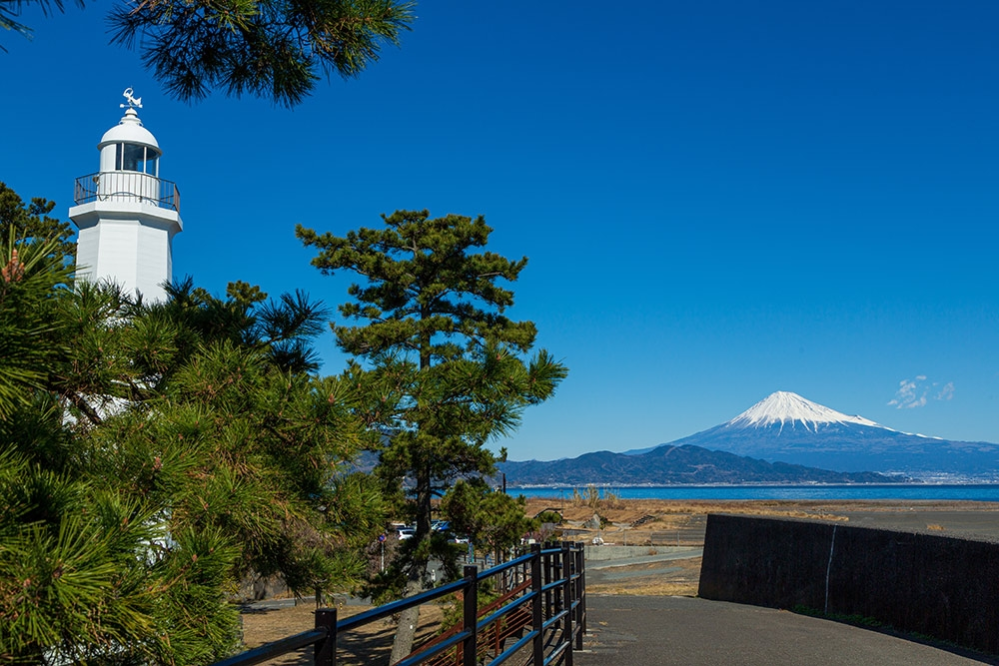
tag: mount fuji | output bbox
[641,391,999,480]
[499,391,999,486]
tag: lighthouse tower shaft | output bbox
[69,101,183,303]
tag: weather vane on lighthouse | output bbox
[119,87,143,109]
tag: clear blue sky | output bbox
[2,1,997,460]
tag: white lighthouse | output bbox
[69,90,183,303]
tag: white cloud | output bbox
[936,382,955,401]
[888,376,954,409]
[888,378,925,409]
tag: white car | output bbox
[397,528,415,540]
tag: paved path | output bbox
[586,548,702,571]
[576,596,998,665]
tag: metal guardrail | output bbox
[73,172,181,212]
[212,542,586,666]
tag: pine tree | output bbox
[441,478,537,563]
[0,181,74,261]
[298,209,567,660]
[0,184,75,419]
[0,185,387,662]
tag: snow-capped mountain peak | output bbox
[727,391,881,432]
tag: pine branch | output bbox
[56,386,103,426]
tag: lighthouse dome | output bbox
[98,107,160,151]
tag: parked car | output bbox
[397,527,415,540]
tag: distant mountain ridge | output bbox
[499,443,894,487]
[503,391,999,485]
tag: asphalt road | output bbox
[577,596,998,666]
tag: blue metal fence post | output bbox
[314,607,337,666]
[462,565,479,666]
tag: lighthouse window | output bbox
[114,143,161,175]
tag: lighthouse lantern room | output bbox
[69,89,183,304]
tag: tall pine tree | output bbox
[298,209,567,660]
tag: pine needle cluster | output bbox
[108,0,415,106]
[3,0,413,106]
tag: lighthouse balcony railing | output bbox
[74,171,181,213]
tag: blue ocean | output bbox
[510,485,999,502]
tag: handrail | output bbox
[491,629,540,666]
[477,588,536,632]
[415,579,535,660]
[337,578,468,632]
[394,630,472,666]
[477,551,534,577]
[211,541,586,666]
[211,629,327,666]
[73,171,181,213]
[542,610,568,632]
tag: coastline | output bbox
[508,481,999,489]
[512,483,999,502]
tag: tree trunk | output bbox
[392,334,437,663]
[389,576,423,664]
[390,470,433,663]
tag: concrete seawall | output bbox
[698,513,999,656]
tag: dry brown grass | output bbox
[524,497,999,522]
[240,603,445,666]
[525,497,854,527]
[524,497,856,548]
